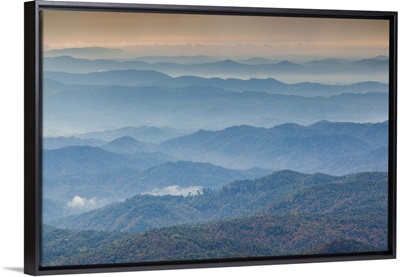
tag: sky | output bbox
[41,9,389,59]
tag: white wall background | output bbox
[0,0,398,276]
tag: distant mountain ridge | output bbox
[50,171,387,234]
[43,146,271,212]
[43,121,388,178]
[149,76,388,96]
[42,120,388,223]
[160,121,388,173]
[78,125,189,143]
[43,82,388,131]
[43,55,389,83]
[44,47,125,59]
[102,136,156,154]
[45,69,388,96]
[44,69,170,86]
[125,160,266,192]
[43,136,105,150]
[41,47,390,266]
[43,146,136,178]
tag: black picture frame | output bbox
[24,0,397,275]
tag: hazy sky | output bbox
[42,10,389,58]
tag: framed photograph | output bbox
[24,0,397,275]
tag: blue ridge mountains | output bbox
[42,155,270,222]
[159,121,387,172]
[45,121,387,174]
[150,76,387,96]
[77,125,189,143]
[43,47,386,64]
[41,50,389,265]
[42,55,388,132]
[43,136,105,150]
[42,81,388,131]
[42,170,388,266]
[44,69,388,97]
[102,136,157,154]
[50,171,387,233]
[42,139,272,210]
[43,146,263,200]
[45,69,170,87]
[42,55,389,83]
[43,211,386,266]
[44,47,125,59]
[42,121,387,223]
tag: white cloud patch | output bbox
[67,195,97,209]
[145,185,204,197]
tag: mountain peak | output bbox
[309,120,332,127]
[267,169,305,179]
[265,77,282,82]
[372,55,389,60]
[92,69,170,77]
[221,125,267,135]
[109,135,140,144]
[250,77,285,85]
[240,57,272,64]
[214,59,243,66]
[276,60,301,67]
[270,122,305,133]
[46,47,123,53]
[50,145,106,155]
[102,135,155,154]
